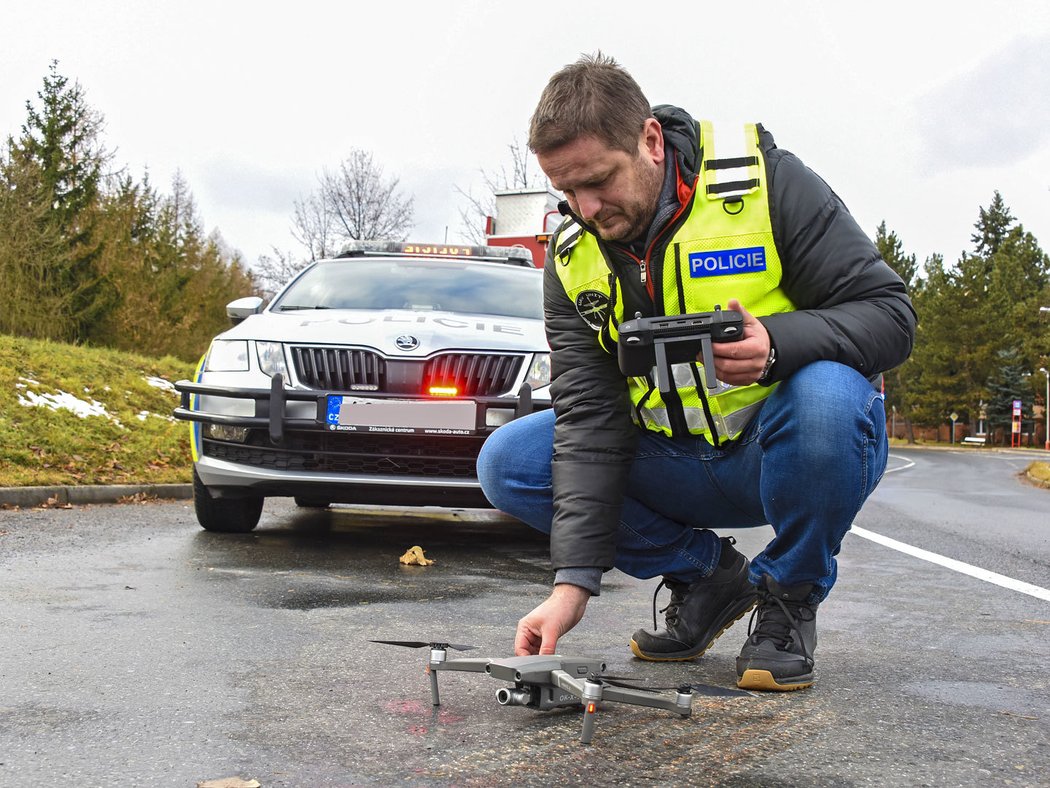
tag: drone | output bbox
[372,640,752,744]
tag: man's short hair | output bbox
[528,52,653,156]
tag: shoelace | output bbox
[746,590,816,659]
[650,578,690,630]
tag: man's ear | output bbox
[641,118,664,165]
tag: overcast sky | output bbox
[4,1,1050,273]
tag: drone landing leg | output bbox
[579,678,604,745]
[429,667,440,706]
[427,646,447,706]
[580,700,598,744]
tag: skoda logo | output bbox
[395,335,420,351]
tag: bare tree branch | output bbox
[456,136,548,243]
[254,246,310,298]
[291,148,415,258]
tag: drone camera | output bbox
[496,687,533,707]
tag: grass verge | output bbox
[1,333,196,487]
[1026,461,1050,489]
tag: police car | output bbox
[174,241,550,532]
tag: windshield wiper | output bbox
[276,305,331,311]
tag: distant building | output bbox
[485,188,562,267]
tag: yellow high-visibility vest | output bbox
[553,121,795,443]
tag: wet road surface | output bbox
[1,446,1047,786]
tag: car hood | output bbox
[217,308,548,356]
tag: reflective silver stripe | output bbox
[683,406,708,432]
[638,392,764,438]
[722,398,765,437]
[637,404,709,433]
[702,121,760,200]
[555,221,583,262]
[638,404,672,431]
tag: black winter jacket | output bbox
[543,106,916,585]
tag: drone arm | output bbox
[600,684,693,716]
[432,657,492,673]
[549,669,588,698]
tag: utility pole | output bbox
[1041,308,1050,449]
[1041,367,1049,451]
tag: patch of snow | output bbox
[145,376,177,393]
[18,389,112,419]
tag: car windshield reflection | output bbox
[272,259,543,320]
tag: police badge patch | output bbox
[575,290,610,330]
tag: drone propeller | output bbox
[370,639,476,652]
[676,682,755,698]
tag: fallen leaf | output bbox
[197,778,262,788]
[399,545,435,566]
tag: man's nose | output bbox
[575,191,602,222]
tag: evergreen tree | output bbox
[873,222,919,439]
[0,152,76,338]
[875,221,918,288]
[93,171,256,360]
[901,193,1050,439]
[4,61,116,342]
[985,348,1029,444]
[970,191,1015,258]
[0,62,259,360]
[898,253,969,435]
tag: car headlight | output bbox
[205,340,249,372]
[256,341,289,378]
[525,353,551,389]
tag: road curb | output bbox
[0,484,193,508]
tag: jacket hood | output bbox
[652,104,700,181]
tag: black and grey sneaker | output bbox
[630,537,758,661]
[736,576,819,691]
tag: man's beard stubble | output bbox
[603,155,664,244]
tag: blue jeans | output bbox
[477,361,888,603]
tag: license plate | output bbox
[325,396,477,435]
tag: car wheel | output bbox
[294,496,331,509]
[193,468,263,533]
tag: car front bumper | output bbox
[174,374,549,506]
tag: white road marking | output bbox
[851,526,1050,603]
[884,454,915,473]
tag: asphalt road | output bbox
[1,446,1047,787]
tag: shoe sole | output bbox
[736,669,813,691]
[629,598,756,662]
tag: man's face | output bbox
[537,121,665,243]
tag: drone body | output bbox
[373,641,748,744]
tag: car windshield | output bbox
[272,259,544,320]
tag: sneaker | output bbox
[735,576,819,691]
[630,537,758,661]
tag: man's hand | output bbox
[514,583,591,656]
[710,299,772,386]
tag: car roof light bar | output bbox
[335,241,535,266]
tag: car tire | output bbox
[193,468,263,533]
[293,496,331,509]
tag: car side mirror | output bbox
[226,296,265,325]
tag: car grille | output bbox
[203,430,486,478]
[291,346,385,390]
[424,353,523,396]
[290,347,523,396]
